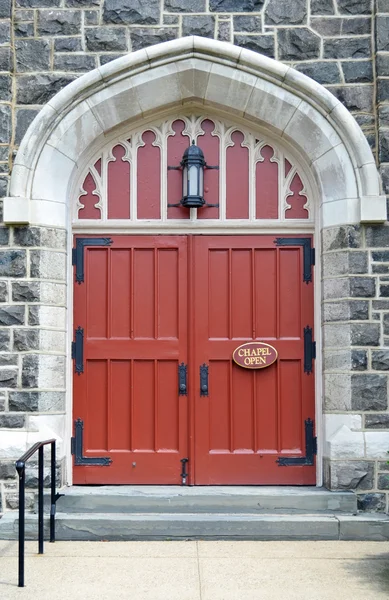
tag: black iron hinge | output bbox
[72,237,113,284]
[277,418,317,467]
[274,237,315,284]
[304,325,316,375]
[178,363,188,396]
[71,418,112,466]
[71,326,84,375]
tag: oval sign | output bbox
[232,342,278,369]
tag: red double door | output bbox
[73,235,315,485]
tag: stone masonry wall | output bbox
[0,0,388,512]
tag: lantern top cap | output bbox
[181,140,205,164]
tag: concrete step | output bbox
[51,486,358,515]
[1,511,389,541]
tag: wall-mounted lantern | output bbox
[168,140,219,209]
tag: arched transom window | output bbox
[75,115,314,226]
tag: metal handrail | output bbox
[15,439,57,588]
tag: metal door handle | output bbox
[200,364,209,396]
[178,363,187,396]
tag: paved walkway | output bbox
[0,540,389,599]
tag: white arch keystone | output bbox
[3,36,386,226]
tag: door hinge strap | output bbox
[274,237,315,284]
[180,458,189,486]
[304,325,316,375]
[277,418,316,467]
[72,326,84,375]
[73,237,113,284]
[71,418,112,466]
[178,363,187,396]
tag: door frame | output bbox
[67,226,322,487]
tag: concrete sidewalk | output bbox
[0,540,389,599]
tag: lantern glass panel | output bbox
[182,165,188,197]
[188,165,198,197]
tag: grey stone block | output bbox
[379,461,389,471]
[84,10,99,25]
[0,48,11,71]
[15,109,39,145]
[14,9,34,19]
[379,107,389,130]
[278,28,320,60]
[378,474,389,489]
[54,37,83,52]
[372,250,389,261]
[0,0,11,18]
[366,226,389,248]
[351,374,388,410]
[0,76,11,103]
[30,250,66,281]
[0,281,7,302]
[384,313,389,335]
[37,9,81,36]
[265,0,306,24]
[163,15,178,25]
[54,54,97,72]
[351,349,367,370]
[16,0,61,5]
[233,16,261,32]
[17,75,76,105]
[327,460,374,490]
[350,277,375,297]
[210,0,264,11]
[379,130,389,163]
[130,28,178,51]
[103,0,161,25]
[0,250,26,277]
[380,285,389,297]
[0,354,17,366]
[12,282,40,303]
[324,37,371,59]
[0,227,8,246]
[234,34,274,58]
[349,252,368,274]
[351,323,380,346]
[311,0,335,12]
[337,0,371,14]
[0,392,5,410]
[338,515,389,541]
[13,328,39,351]
[28,306,39,326]
[182,15,215,38]
[342,60,373,83]
[99,54,125,66]
[14,22,35,38]
[0,306,25,326]
[0,105,11,145]
[22,354,39,388]
[217,19,231,42]
[0,330,10,351]
[329,85,373,112]
[350,300,369,320]
[372,350,389,370]
[378,79,389,102]
[365,414,389,429]
[357,493,386,512]
[65,0,100,5]
[0,21,10,44]
[377,0,389,10]
[164,0,206,11]
[381,165,389,195]
[310,17,342,36]
[0,462,16,479]
[85,26,127,51]
[0,370,18,389]
[15,39,51,72]
[377,54,389,77]
[377,15,389,51]
[324,373,351,410]
[322,226,361,250]
[295,61,341,84]
[342,17,371,35]
[9,391,38,411]
[373,264,389,274]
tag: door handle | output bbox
[200,364,209,396]
[178,363,187,396]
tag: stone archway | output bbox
[2,37,386,488]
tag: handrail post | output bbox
[17,465,25,588]
[38,446,44,555]
[50,441,56,543]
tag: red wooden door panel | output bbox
[192,236,315,485]
[73,236,188,484]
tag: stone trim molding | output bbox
[2,36,386,228]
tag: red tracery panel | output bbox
[285,173,309,219]
[255,145,278,219]
[167,120,190,220]
[226,131,249,219]
[137,131,161,220]
[78,172,100,219]
[197,119,219,220]
[107,145,131,219]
